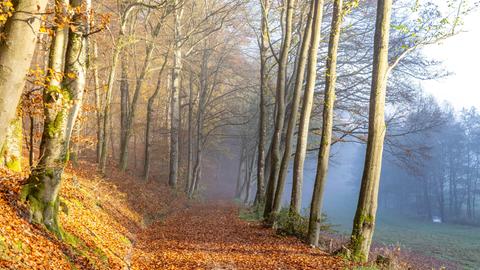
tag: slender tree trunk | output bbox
[264,0,297,220]
[189,47,210,198]
[244,153,256,205]
[91,40,104,163]
[254,0,271,208]
[0,0,49,144]
[120,43,155,171]
[23,0,89,236]
[120,51,129,154]
[144,60,167,180]
[100,45,121,173]
[290,0,325,215]
[307,0,343,246]
[235,147,246,199]
[271,0,314,219]
[169,3,183,188]
[349,0,392,262]
[29,115,35,167]
[185,73,195,192]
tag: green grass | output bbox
[327,209,480,269]
[373,216,480,269]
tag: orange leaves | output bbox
[131,202,349,270]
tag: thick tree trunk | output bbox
[290,0,325,215]
[254,0,271,208]
[0,0,49,144]
[271,0,314,219]
[169,3,183,188]
[349,0,392,262]
[23,0,89,236]
[307,0,343,247]
[264,0,296,221]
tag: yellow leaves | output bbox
[0,0,14,24]
[66,72,77,79]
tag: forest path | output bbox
[131,201,347,269]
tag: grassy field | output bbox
[374,216,480,269]
[327,209,480,269]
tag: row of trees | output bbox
[230,0,470,262]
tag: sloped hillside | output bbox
[0,160,187,270]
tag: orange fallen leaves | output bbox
[131,201,350,270]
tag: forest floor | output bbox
[131,201,349,269]
[0,156,462,270]
[0,159,353,270]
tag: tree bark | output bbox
[0,0,49,144]
[91,39,104,163]
[254,0,271,208]
[1,113,23,172]
[169,2,183,188]
[290,0,325,215]
[349,0,392,262]
[264,0,296,220]
[185,72,195,192]
[23,0,89,236]
[307,0,343,246]
[119,51,130,162]
[271,0,314,219]
[120,43,155,171]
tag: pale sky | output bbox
[421,9,480,110]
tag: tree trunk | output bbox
[264,0,296,221]
[290,0,325,215]
[119,51,130,163]
[29,115,35,167]
[185,73,195,192]
[349,0,392,262]
[271,0,314,219]
[307,0,343,247]
[169,3,183,188]
[23,0,89,237]
[120,43,155,171]
[100,45,121,173]
[254,0,271,208]
[91,39,104,163]
[1,113,23,172]
[235,147,246,199]
[189,47,209,198]
[0,0,49,144]
[144,58,167,180]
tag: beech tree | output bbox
[308,0,345,247]
[22,0,91,236]
[349,0,392,261]
[263,0,296,220]
[0,0,49,144]
[290,0,325,215]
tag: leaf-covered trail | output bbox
[131,201,348,269]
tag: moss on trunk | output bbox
[1,115,22,172]
[21,168,65,238]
